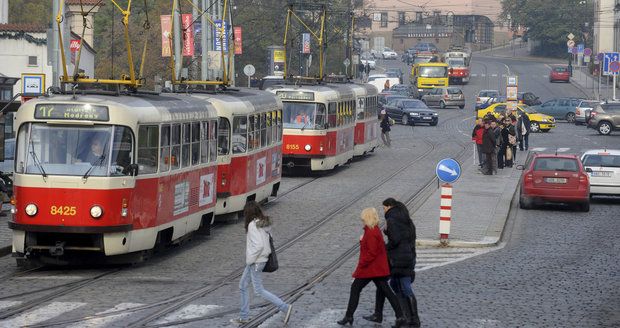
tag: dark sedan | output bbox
[383,99,438,126]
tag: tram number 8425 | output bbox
[50,206,77,216]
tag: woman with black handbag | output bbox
[231,201,293,325]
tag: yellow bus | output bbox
[410,62,449,96]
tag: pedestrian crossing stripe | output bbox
[0,301,86,327]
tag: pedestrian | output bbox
[337,207,407,327]
[480,119,496,175]
[500,117,516,168]
[365,63,371,82]
[358,62,365,80]
[517,110,531,151]
[509,116,518,162]
[380,110,392,147]
[383,79,391,92]
[471,119,485,167]
[231,201,293,325]
[490,120,500,174]
[363,198,421,328]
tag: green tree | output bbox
[8,0,52,26]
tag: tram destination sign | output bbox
[35,104,110,121]
[275,91,315,101]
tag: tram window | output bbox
[247,115,255,151]
[181,123,190,168]
[232,116,247,154]
[171,124,181,170]
[200,121,209,163]
[210,120,218,161]
[260,113,267,147]
[251,115,260,149]
[160,125,170,172]
[265,112,272,145]
[276,110,282,141]
[315,104,326,129]
[328,103,337,128]
[191,122,200,165]
[138,125,158,174]
[217,118,230,155]
[110,126,134,176]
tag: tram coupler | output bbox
[50,241,66,257]
[286,161,295,168]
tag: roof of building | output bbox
[0,23,46,33]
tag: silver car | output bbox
[421,87,465,109]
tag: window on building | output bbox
[398,12,406,26]
[0,88,11,101]
[380,12,388,27]
[28,56,37,66]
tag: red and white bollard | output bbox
[439,183,453,245]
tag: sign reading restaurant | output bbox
[401,32,452,38]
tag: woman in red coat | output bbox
[337,208,407,327]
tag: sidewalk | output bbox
[413,152,522,247]
[0,211,12,256]
[570,67,618,100]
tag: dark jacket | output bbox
[481,127,496,153]
[380,115,391,133]
[501,125,516,147]
[517,114,531,137]
[353,226,391,279]
[384,206,416,277]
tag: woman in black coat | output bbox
[363,198,421,328]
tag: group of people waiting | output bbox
[472,110,531,175]
[232,199,421,327]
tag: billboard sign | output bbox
[161,15,172,57]
[181,14,194,57]
[234,26,242,55]
[302,33,311,54]
[214,20,229,52]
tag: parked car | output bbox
[518,153,590,211]
[580,149,620,195]
[410,42,439,55]
[518,92,542,106]
[477,103,556,133]
[378,92,408,117]
[389,84,419,99]
[368,73,400,92]
[476,90,500,109]
[383,98,438,126]
[478,96,507,110]
[587,102,620,135]
[386,68,404,84]
[421,87,465,109]
[382,47,398,60]
[360,53,376,69]
[530,97,582,123]
[575,100,601,125]
[549,65,571,83]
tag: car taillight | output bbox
[444,95,450,100]
[579,174,588,184]
[575,108,581,115]
[590,111,597,117]
[525,173,533,182]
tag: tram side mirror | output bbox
[128,164,139,176]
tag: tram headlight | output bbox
[25,204,38,216]
[304,144,312,152]
[90,205,103,219]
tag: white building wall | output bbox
[0,33,53,96]
[594,0,615,53]
[0,0,8,24]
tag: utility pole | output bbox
[52,0,66,88]
[201,0,209,80]
[173,0,182,80]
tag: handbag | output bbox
[262,233,279,272]
[388,117,395,126]
[506,146,513,161]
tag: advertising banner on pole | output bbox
[181,14,194,57]
[161,15,172,57]
[273,49,285,76]
[302,33,311,54]
[234,26,242,55]
[70,39,81,64]
[214,20,229,52]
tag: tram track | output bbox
[21,113,473,328]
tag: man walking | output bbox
[517,110,531,151]
[480,120,496,175]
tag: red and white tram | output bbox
[269,84,358,171]
[350,84,380,156]
[189,90,283,216]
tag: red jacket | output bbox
[353,226,390,279]
[473,125,484,145]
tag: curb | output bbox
[570,76,596,99]
[0,244,11,257]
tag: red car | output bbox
[549,65,570,83]
[518,154,590,211]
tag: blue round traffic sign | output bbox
[584,48,592,56]
[611,61,620,73]
[436,158,462,183]
[571,47,578,55]
[597,53,605,61]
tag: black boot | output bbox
[391,316,408,328]
[397,296,412,325]
[336,317,353,326]
[362,313,382,323]
[407,296,421,328]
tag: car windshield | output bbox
[582,154,620,167]
[19,123,133,177]
[581,101,599,108]
[533,158,579,172]
[419,66,447,78]
[413,57,433,64]
[282,102,326,130]
[479,91,499,98]
[447,88,462,95]
[401,100,426,108]
[523,107,538,114]
[553,67,568,72]
[386,72,400,78]
[368,75,386,82]
[447,58,466,67]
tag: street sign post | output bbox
[611,61,620,100]
[243,64,255,87]
[567,40,575,48]
[436,158,461,244]
[436,158,461,183]
[567,33,575,40]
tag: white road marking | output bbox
[155,304,221,326]
[557,147,571,152]
[491,74,498,77]
[15,275,85,280]
[0,302,86,327]
[66,303,144,328]
[530,147,547,152]
[415,246,504,272]
[301,309,342,328]
[481,74,487,77]
[471,74,478,77]
[0,301,21,311]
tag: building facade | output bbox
[593,0,616,54]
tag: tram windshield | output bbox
[17,124,134,177]
[282,102,326,130]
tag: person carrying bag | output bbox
[231,201,292,325]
